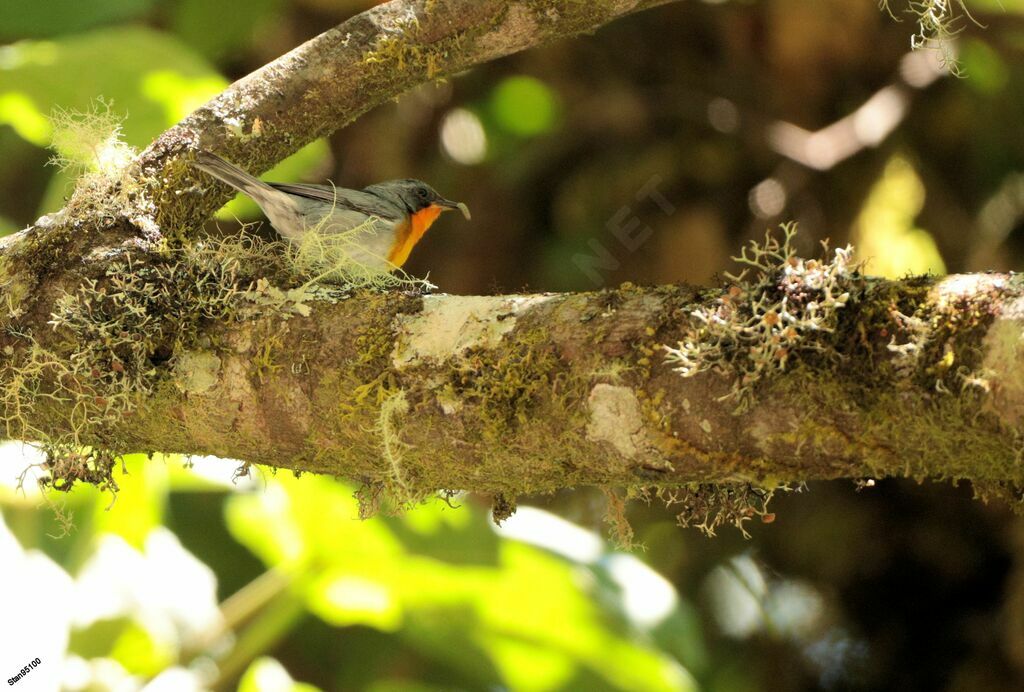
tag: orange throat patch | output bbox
[387,205,444,268]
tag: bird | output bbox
[191,151,470,271]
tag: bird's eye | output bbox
[417,187,430,200]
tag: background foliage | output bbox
[2,0,1024,689]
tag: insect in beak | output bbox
[435,199,472,220]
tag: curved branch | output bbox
[142,0,681,231]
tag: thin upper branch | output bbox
[141,0,681,232]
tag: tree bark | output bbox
[138,274,1024,496]
[7,264,1024,498]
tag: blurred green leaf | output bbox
[170,0,284,63]
[967,0,1024,12]
[238,657,322,692]
[226,480,311,569]
[228,475,697,691]
[226,473,402,569]
[651,606,709,678]
[4,22,331,219]
[489,76,561,137]
[110,620,175,676]
[960,39,1010,94]
[91,454,167,549]
[0,27,224,147]
[140,70,228,124]
[0,92,51,145]
[6,453,167,551]
[68,616,134,659]
[365,682,455,692]
[0,0,154,41]
[0,213,17,236]
[308,569,403,631]
[853,155,945,278]
[166,454,239,491]
[0,26,232,216]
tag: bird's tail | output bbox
[191,151,277,200]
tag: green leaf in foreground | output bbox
[226,475,699,692]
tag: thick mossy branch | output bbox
[3,247,1023,501]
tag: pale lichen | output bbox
[586,383,645,459]
[879,0,979,74]
[392,294,555,368]
[664,223,861,408]
[173,350,222,394]
[662,483,803,539]
[981,294,1024,428]
[376,389,412,501]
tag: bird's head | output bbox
[366,179,471,221]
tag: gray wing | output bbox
[269,183,404,221]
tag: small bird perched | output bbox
[191,151,470,271]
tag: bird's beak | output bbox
[435,199,472,220]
